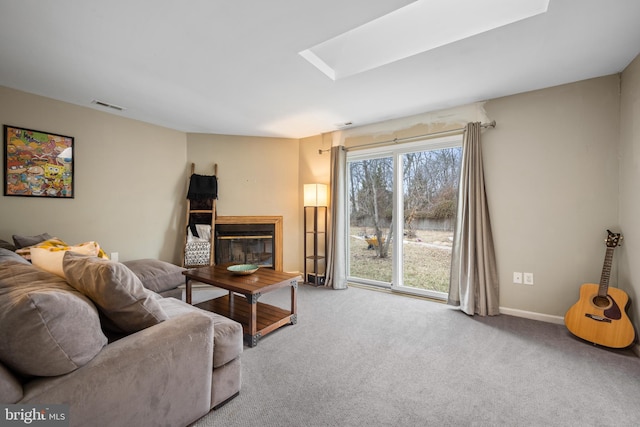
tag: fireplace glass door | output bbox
[215,223,275,268]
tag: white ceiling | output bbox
[1,0,639,139]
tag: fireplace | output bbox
[214,216,283,271]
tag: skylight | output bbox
[300,0,550,80]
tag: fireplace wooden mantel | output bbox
[215,216,283,271]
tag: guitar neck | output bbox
[598,247,615,296]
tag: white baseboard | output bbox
[499,306,565,325]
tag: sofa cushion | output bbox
[0,239,16,251]
[0,248,30,265]
[123,259,185,293]
[0,361,23,403]
[11,232,52,249]
[0,261,107,377]
[159,298,243,368]
[158,288,184,299]
[63,252,168,333]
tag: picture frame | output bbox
[3,125,74,198]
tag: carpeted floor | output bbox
[190,284,640,427]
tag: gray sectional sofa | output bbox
[0,246,242,427]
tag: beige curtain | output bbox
[325,146,347,289]
[448,122,499,316]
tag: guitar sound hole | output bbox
[592,295,611,309]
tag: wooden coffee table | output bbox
[183,265,300,347]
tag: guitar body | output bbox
[564,283,635,348]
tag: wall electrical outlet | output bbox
[513,272,523,284]
[110,252,119,262]
[524,272,534,285]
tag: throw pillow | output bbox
[122,259,186,294]
[31,241,101,278]
[0,261,107,377]
[0,248,30,265]
[63,252,168,333]
[11,232,53,249]
[0,239,16,251]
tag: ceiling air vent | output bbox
[91,99,126,111]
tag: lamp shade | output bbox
[304,183,328,207]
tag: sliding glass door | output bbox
[347,155,394,285]
[346,136,462,299]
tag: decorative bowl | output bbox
[227,264,259,275]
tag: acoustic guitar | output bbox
[564,230,636,348]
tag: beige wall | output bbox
[299,134,331,186]
[185,133,300,272]
[0,87,302,271]
[619,53,640,328]
[0,86,187,263]
[300,74,626,323]
[483,76,621,320]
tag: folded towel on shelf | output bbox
[187,174,218,200]
[187,225,211,242]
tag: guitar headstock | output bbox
[605,229,623,248]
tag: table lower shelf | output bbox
[195,293,295,346]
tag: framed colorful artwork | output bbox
[3,125,74,198]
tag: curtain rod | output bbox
[319,120,496,154]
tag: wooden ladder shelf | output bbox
[182,163,217,268]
